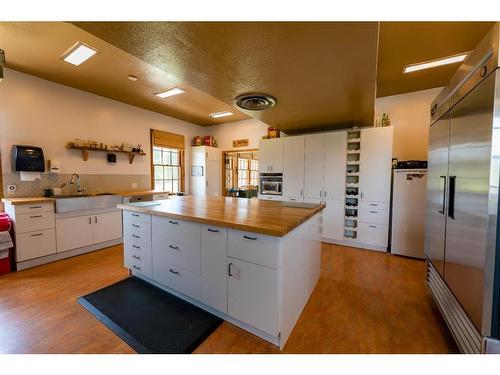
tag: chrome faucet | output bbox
[69,173,85,195]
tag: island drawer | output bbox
[15,211,55,233]
[153,260,201,301]
[152,240,201,275]
[228,229,279,269]
[125,250,152,278]
[152,216,201,248]
[358,207,389,224]
[124,229,151,245]
[124,237,152,258]
[123,219,151,240]
[123,211,152,224]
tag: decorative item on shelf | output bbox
[122,143,133,152]
[204,136,216,147]
[192,136,204,146]
[66,139,146,164]
[233,139,249,148]
[267,127,280,138]
[377,112,390,127]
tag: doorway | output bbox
[221,149,259,198]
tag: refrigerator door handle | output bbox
[448,176,456,220]
[439,175,447,215]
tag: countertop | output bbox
[118,196,325,237]
[1,189,171,205]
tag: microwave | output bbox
[260,173,283,196]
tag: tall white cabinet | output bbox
[283,136,305,199]
[191,146,221,196]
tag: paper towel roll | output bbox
[20,172,42,181]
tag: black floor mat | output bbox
[77,276,223,353]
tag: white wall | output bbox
[375,87,442,161]
[0,69,203,187]
[205,118,270,151]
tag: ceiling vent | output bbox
[235,93,277,111]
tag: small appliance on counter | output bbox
[390,160,427,259]
[259,173,283,196]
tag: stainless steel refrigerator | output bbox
[392,169,427,259]
[425,23,500,353]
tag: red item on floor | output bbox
[0,213,13,275]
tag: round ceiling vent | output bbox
[235,93,277,111]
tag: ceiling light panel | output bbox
[154,87,185,98]
[403,53,469,74]
[62,42,99,66]
[209,111,234,118]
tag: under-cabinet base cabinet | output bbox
[123,209,322,350]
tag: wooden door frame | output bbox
[221,148,259,196]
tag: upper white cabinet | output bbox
[191,146,221,196]
[323,131,347,200]
[304,134,325,199]
[283,136,305,199]
[359,126,393,203]
[259,138,283,173]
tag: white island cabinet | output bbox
[119,197,323,350]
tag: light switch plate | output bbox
[7,185,16,195]
[131,182,138,189]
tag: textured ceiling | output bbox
[73,22,379,133]
[0,22,249,126]
[377,21,493,97]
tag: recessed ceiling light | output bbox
[210,111,234,119]
[128,75,138,82]
[61,42,99,66]
[154,87,185,98]
[403,52,469,74]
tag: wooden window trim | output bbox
[150,129,185,193]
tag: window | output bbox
[237,158,250,188]
[151,129,185,193]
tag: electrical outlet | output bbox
[131,182,138,189]
[7,185,16,195]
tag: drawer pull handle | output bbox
[30,233,43,237]
[207,228,219,233]
[132,213,140,217]
[369,211,378,214]
[243,235,257,240]
[132,234,140,239]
[132,245,140,249]
[133,265,141,271]
[29,206,42,209]
[169,220,179,225]
[228,262,233,277]
[132,255,141,260]
[369,204,378,206]
[369,225,377,228]
[29,215,43,218]
[132,224,140,228]
[169,245,180,250]
[169,269,180,275]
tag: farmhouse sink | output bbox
[55,194,123,213]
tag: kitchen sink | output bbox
[55,194,123,213]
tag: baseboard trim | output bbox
[16,238,123,271]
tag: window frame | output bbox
[150,129,185,193]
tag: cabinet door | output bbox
[322,199,344,241]
[206,160,220,196]
[259,138,283,173]
[200,225,228,313]
[304,134,324,199]
[359,126,393,203]
[56,215,94,252]
[94,211,123,244]
[324,132,347,200]
[227,258,278,336]
[283,136,305,198]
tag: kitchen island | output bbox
[117,196,324,349]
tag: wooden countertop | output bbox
[118,196,325,237]
[1,190,171,205]
[1,197,55,205]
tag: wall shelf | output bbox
[66,145,146,164]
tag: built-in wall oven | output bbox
[260,173,283,196]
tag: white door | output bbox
[200,225,228,313]
[259,138,283,173]
[56,215,94,252]
[359,126,393,203]
[206,160,220,196]
[227,258,278,336]
[324,131,347,200]
[283,136,305,198]
[93,211,123,244]
[322,199,344,241]
[304,134,324,199]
